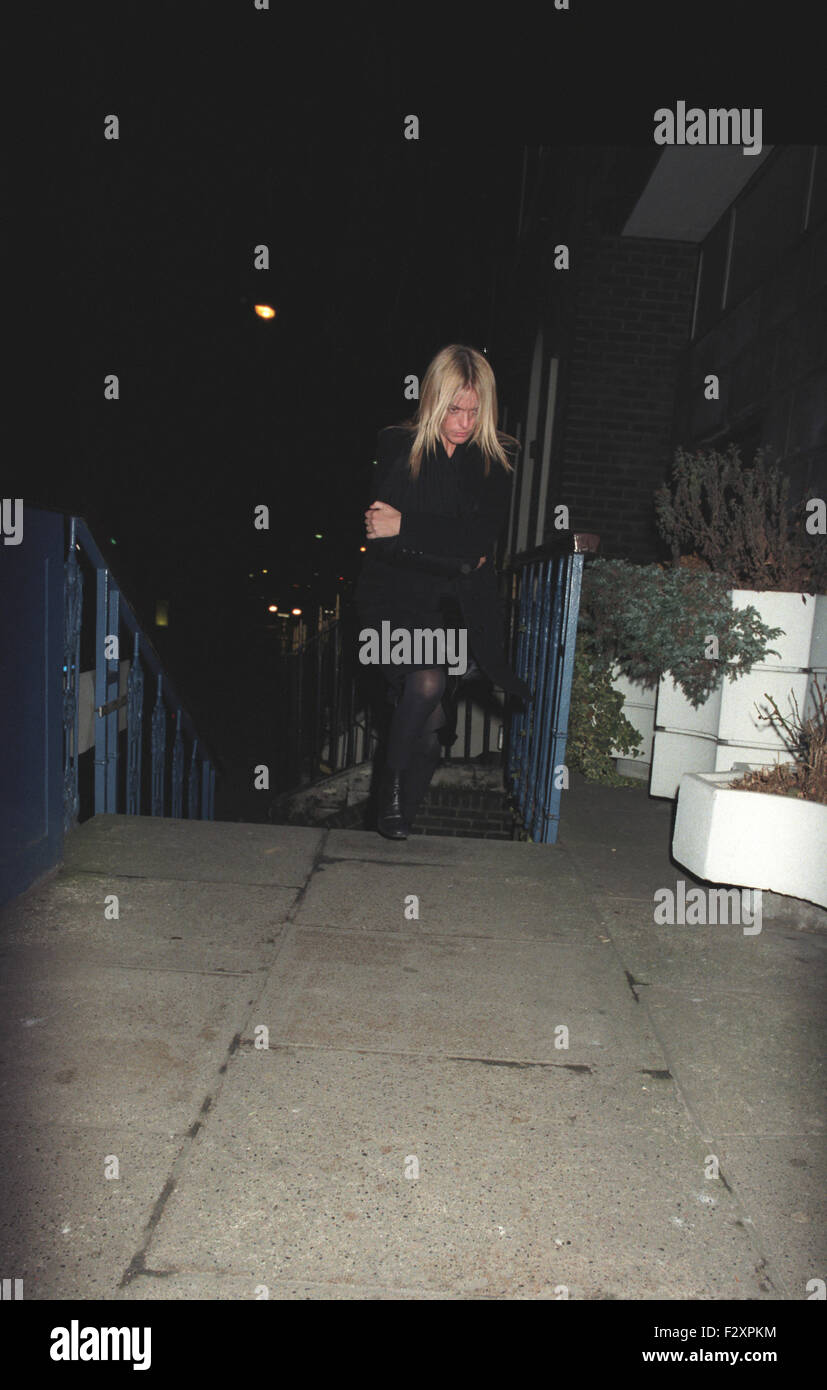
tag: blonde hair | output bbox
[396,344,519,481]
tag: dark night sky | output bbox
[17,2,825,769]
[35,31,528,617]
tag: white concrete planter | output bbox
[609,667,656,773]
[672,769,827,909]
[651,590,827,798]
[650,671,721,795]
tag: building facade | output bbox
[494,144,827,565]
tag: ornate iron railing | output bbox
[280,610,383,789]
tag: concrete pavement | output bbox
[0,779,824,1300]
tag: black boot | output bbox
[401,741,441,831]
[377,766,408,839]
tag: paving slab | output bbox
[0,874,297,969]
[252,926,667,1066]
[560,777,671,842]
[0,948,256,1132]
[594,915,827,990]
[559,777,708,902]
[641,985,824,1138]
[706,1135,827,1299]
[293,856,589,937]
[0,1123,182,1300]
[561,843,708,904]
[62,814,324,887]
[141,1045,776,1300]
[117,1273,453,1299]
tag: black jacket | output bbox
[354,426,531,702]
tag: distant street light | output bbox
[254,304,276,319]
[291,607,302,616]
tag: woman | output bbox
[354,344,531,839]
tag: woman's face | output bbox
[440,388,480,450]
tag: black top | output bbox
[351,426,531,700]
[364,426,512,551]
[388,435,464,605]
[406,433,465,517]
[354,424,514,621]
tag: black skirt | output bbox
[356,587,473,703]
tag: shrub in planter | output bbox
[730,680,827,805]
[673,681,827,906]
[654,444,826,593]
[580,559,783,709]
[649,445,826,794]
[566,631,643,784]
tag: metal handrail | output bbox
[504,531,600,842]
[64,515,218,826]
[280,608,382,789]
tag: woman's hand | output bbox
[365,501,402,539]
[363,499,487,564]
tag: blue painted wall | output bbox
[0,506,65,906]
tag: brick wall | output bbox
[551,228,698,563]
[410,787,518,839]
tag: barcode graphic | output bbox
[1,1279,23,1300]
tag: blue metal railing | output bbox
[0,504,220,907]
[505,533,599,843]
[64,515,217,826]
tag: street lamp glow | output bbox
[291,607,302,616]
[254,304,276,319]
[267,605,278,613]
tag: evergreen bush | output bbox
[580,559,783,708]
[654,445,826,592]
[566,631,643,784]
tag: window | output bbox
[693,211,731,341]
[725,146,812,308]
[807,146,827,228]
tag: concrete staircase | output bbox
[270,759,520,838]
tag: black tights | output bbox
[385,667,447,771]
